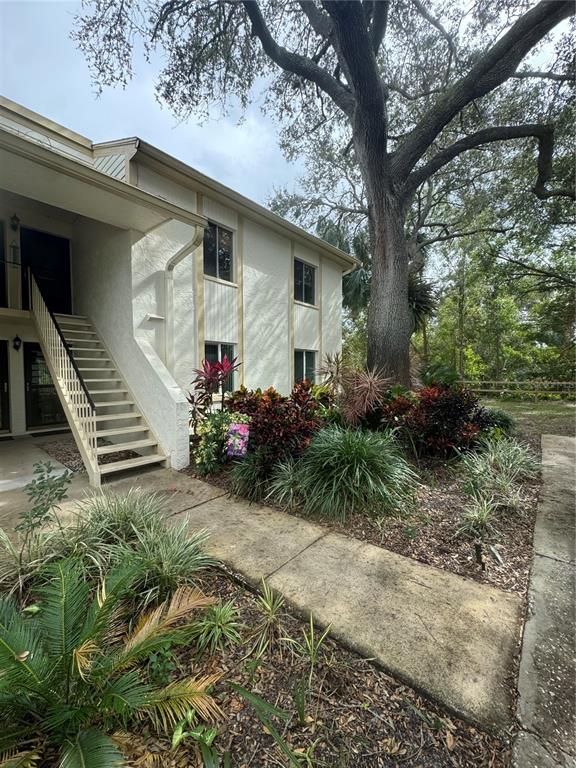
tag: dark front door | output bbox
[20,227,72,314]
[24,342,66,430]
[0,341,9,431]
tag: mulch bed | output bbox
[39,435,140,472]
[182,459,539,598]
[126,569,513,767]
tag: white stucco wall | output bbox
[242,219,292,393]
[71,217,197,469]
[321,258,343,358]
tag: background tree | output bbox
[74,0,574,384]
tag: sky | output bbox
[0,0,302,205]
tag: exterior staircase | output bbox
[30,273,167,486]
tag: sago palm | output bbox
[0,558,222,767]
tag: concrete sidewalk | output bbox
[513,436,576,768]
[106,468,522,730]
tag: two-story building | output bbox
[0,96,356,485]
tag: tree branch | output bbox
[393,0,574,179]
[496,253,576,288]
[410,0,459,64]
[370,0,389,55]
[241,1,354,116]
[298,1,333,39]
[405,123,576,200]
[512,69,574,82]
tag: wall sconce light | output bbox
[13,335,22,352]
[10,214,20,232]
[9,241,20,266]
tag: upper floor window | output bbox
[294,258,316,305]
[204,221,233,282]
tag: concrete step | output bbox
[97,438,157,455]
[77,366,116,372]
[94,400,134,408]
[89,388,128,395]
[94,412,141,422]
[96,425,150,438]
[99,453,166,475]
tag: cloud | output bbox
[0,0,302,205]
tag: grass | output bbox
[482,398,575,448]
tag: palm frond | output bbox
[0,596,51,693]
[117,587,215,670]
[37,559,90,658]
[99,670,151,717]
[143,674,222,731]
[0,751,40,768]
[73,639,99,681]
[59,729,125,768]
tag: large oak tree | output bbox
[74,0,574,385]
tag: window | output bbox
[205,342,236,393]
[294,349,316,384]
[294,259,316,305]
[204,221,233,282]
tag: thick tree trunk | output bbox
[365,193,413,387]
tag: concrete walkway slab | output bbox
[0,438,68,493]
[125,470,522,728]
[513,435,576,767]
[266,530,521,730]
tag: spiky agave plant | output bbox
[0,558,222,767]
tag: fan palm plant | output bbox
[0,558,222,767]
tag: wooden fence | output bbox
[462,380,575,399]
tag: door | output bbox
[0,341,9,431]
[20,227,72,314]
[24,342,66,430]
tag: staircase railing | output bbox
[30,271,100,485]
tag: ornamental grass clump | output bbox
[270,426,417,521]
[459,435,539,507]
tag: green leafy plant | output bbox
[483,407,516,434]
[459,436,539,506]
[284,614,331,686]
[270,426,417,521]
[171,709,223,766]
[249,578,286,659]
[194,411,250,476]
[112,522,216,611]
[0,463,72,596]
[0,558,221,767]
[230,450,269,502]
[458,495,499,539]
[193,600,242,655]
[147,640,178,686]
[229,684,299,767]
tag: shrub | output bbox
[194,410,250,475]
[419,363,460,387]
[192,600,243,655]
[187,355,241,430]
[317,354,389,426]
[483,407,516,434]
[459,436,539,506]
[112,522,216,610]
[458,495,499,539]
[226,383,321,472]
[230,450,270,502]
[402,385,489,455]
[0,558,221,766]
[268,426,417,521]
[0,489,216,611]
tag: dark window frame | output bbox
[203,221,234,283]
[204,341,236,394]
[294,258,316,305]
[294,349,316,384]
